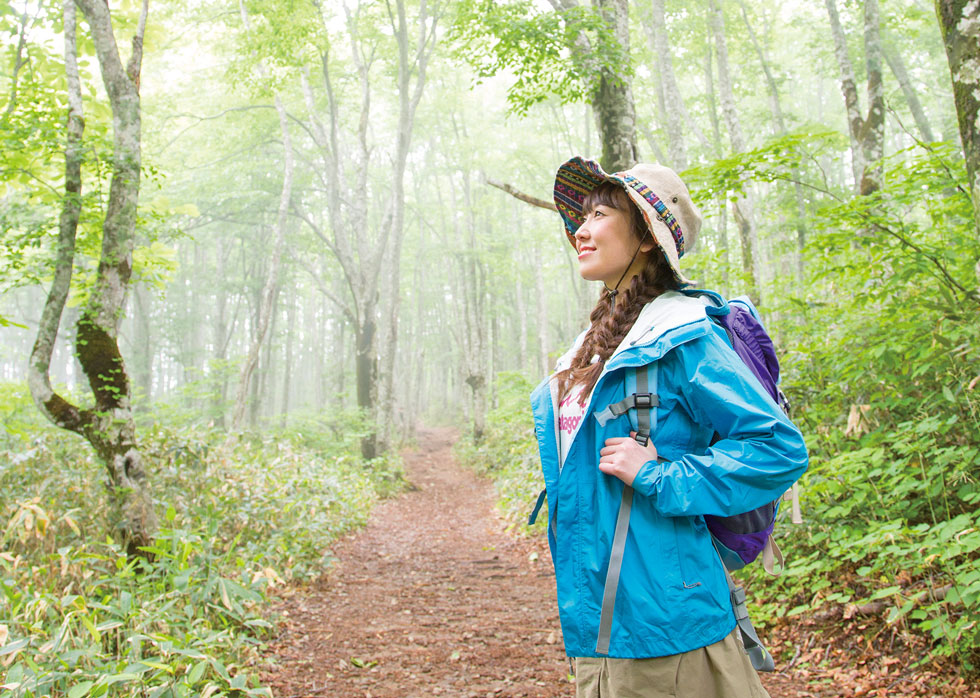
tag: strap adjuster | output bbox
[633,392,654,409]
[634,432,650,447]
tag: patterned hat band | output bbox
[618,173,686,258]
[552,156,702,285]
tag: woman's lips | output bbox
[578,246,595,260]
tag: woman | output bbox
[531,157,808,698]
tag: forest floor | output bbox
[260,428,978,698]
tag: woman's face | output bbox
[575,192,653,289]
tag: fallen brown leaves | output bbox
[257,428,978,698]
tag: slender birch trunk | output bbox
[825,0,886,195]
[645,0,688,170]
[935,0,980,243]
[737,0,809,275]
[883,40,936,143]
[230,0,294,433]
[709,0,761,303]
[29,0,156,556]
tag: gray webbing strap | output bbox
[594,363,660,429]
[594,363,660,654]
[634,367,651,445]
[595,484,633,655]
[713,541,775,672]
[594,393,659,427]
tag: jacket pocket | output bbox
[672,515,709,590]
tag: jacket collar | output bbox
[552,290,711,375]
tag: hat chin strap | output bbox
[603,233,649,300]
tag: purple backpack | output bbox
[699,292,790,572]
[617,291,791,572]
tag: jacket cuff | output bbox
[631,459,663,498]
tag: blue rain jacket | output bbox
[530,290,808,659]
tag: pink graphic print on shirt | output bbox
[558,385,587,467]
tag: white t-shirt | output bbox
[558,383,587,471]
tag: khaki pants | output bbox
[574,630,770,698]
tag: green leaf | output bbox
[0,638,29,656]
[68,681,95,698]
[187,660,208,685]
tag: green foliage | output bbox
[455,372,546,532]
[697,137,980,669]
[447,0,628,114]
[0,391,403,696]
[469,135,980,671]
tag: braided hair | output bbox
[557,182,681,403]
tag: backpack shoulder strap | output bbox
[593,363,660,447]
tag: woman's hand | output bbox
[599,432,659,486]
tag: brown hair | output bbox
[556,182,681,403]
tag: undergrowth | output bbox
[459,139,980,676]
[0,388,403,697]
[458,305,980,676]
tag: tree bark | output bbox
[376,0,437,451]
[709,0,761,302]
[882,40,936,143]
[27,0,156,556]
[737,0,808,274]
[2,3,31,120]
[551,0,637,171]
[28,0,86,446]
[825,0,886,195]
[535,246,550,377]
[935,0,980,238]
[644,0,688,170]
[230,0,293,433]
[280,296,295,428]
[592,0,637,171]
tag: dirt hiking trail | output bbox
[260,428,970,698]
[262,427,569,697]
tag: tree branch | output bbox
[484,177,557,211]
[28,0,90,437]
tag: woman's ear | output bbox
[639,238,657,254]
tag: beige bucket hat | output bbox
[553,156,702,284]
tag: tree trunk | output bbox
[882,40,936,143]
[280,296,295,428]
[376,0,435,452]
[592,0,637,171]
[935,0,980,238]
[229,3,293,433]
[535,251,550,377]
[131,285,153,405]
[515,274,528,373]
[825,0,886,195]
[709,0,761,302]
[738,0,808,274]
[27,0,156,557]
[3,5,30,119]
[645,0,688,170]
[230,94,292,432]
[356,311,378,460]
[212,235,230,427]
[860,0,885,195]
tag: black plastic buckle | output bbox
[633,392,654,409]
[634,432,650,447]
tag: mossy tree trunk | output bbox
[935,0,980,242]
[825,0,886,195]
[28,0,155,557]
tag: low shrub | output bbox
[0,392,402,697]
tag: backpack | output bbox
[592,289,800,670]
